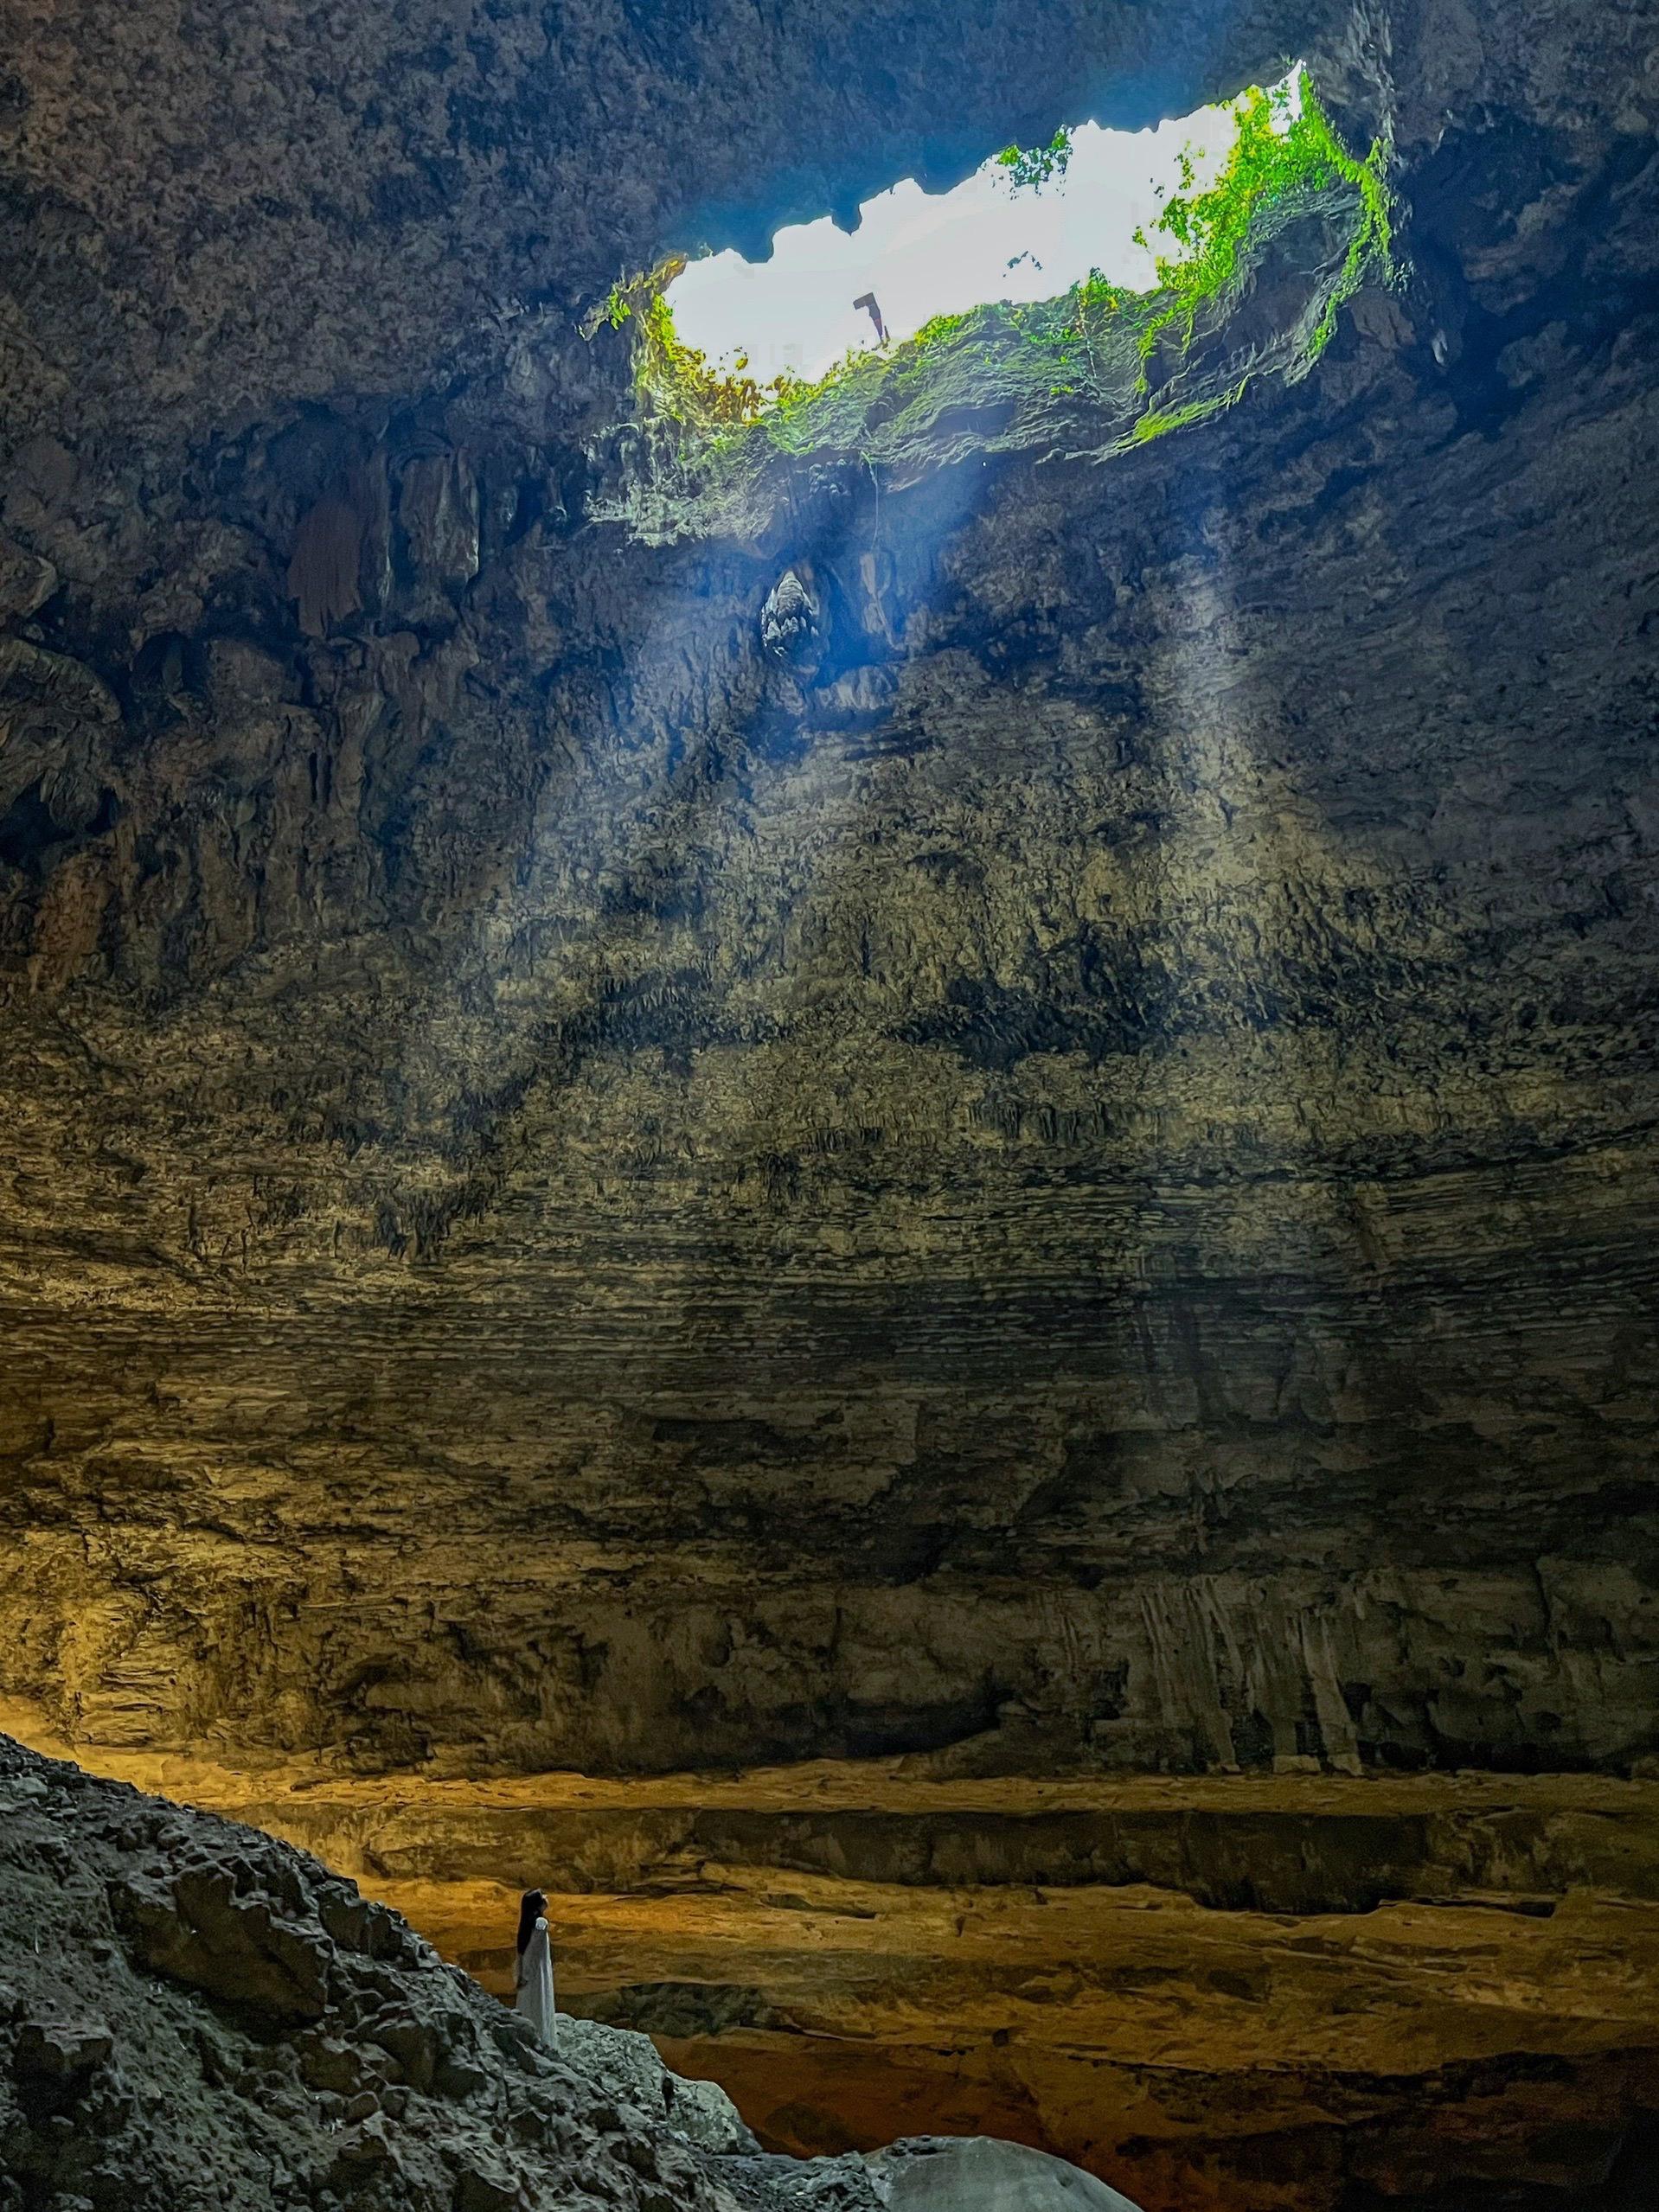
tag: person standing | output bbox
[514,1888,556,2045]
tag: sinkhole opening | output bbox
[592,65,1393,541]
[669,73,1307,391]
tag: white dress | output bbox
[515,1915,557,2045]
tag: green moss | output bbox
[595,66,1395,540]
[913,310,974,347]
[1129,383,1247,444]
[1129,74,1392,380]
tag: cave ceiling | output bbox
[3,1,1367,452]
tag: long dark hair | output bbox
[516,1889,548,1959]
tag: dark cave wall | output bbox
[1,0,1657,1777]
[3,265,1659,1775]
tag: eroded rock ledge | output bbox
[1,1729,1156,2212]
[10,1710,1656,2212]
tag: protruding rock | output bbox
[560,2014,760,2154]
[453,2169,522,2212]
[0,537,57,621]
[9,1732,1144,2212]
[761,568,820,668]
[111,1864,331,2023]
[867,2138,1144,2211]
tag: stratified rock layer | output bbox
[2,0,1654,1777]
[4,247,1658,1778]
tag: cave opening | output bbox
[591,62,1392,542]
[664,76,1302,389]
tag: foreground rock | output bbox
[723,2139,1145,2211]
[0,1734,1137,2212]
[9,1710,1657,2211]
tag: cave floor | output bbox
[7,1700,1656,2209]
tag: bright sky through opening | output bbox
[669,76,1301,387]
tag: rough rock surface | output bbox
[6,175,1659,1780]
[3,0,1659,2203]
[5,61,1659,1777]
[10,1712,1657,2211]
[0,1730,754,2212]
[0,1731,1134,2212]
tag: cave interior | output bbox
[1,2,1657,2209]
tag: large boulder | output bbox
[868,2138,1144,2211]
[718,2137,1145,2212]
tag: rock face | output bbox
[3,0,1659,2203]
[9,1720,1656,2212]
[0,1729,753,2212]
[2,0,1655,1783]
[6,223,1659,1779]
[0,0,1370,457]
[1,1730,1141,2212]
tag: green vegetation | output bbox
[586,261,777,427]
[1129,384,1247,444]
[996,126,1074,192]
[1129,75,1391,375]
[593,67,1394,540]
